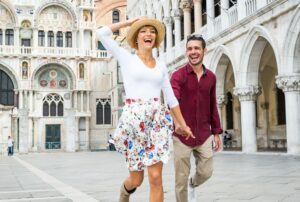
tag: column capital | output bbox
[233,85,261,101]
[163,16,173,26]
[172,9,182,19]
[216,94,226,106]
[276,74,300,92]
[180,0,193,11]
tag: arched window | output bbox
[66,32,72,47]
[57,31,63,47]
[43,94,64,117]
[214,0,221,17]
[38,30,45,46]
[5,29,14,45]
[48,31,54,47]
[226,92,233,129]
[0,70,14,105]
[276,87,286,125]
[112,10,120,35]
[96,98,111,125]
[0,29,2,45]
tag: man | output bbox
[171,34,223,202]
[7,136,14,156]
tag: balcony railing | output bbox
[245,0,257,16]
[228,5,238,26]
[0,45,109,59]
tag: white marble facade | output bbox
[127,0,300,154]
[0,0,117,154]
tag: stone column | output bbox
[63,32,66,47]
[221,0,229,29]
[14,27,20,46]
[81,91,84,112]
[33,28,38,48]
[54,31,57,47]
[172,9,182,46]
[79,29,84,49]
[85,117,90,150]
[19,90,23,109]
[73,91,78,109]
[91,30,96,50]
[45,30,48,47]
[86,91,90,113]
[234,86,261,153]
[29,91,33,113]
[180,0,193,38]
[163,17,173,50]
[72,30,77,48]
[206,0,215,36]
[194,0,202,32]
[217,94,225,150]
[216,94,225,128]
[276,75,300,154]
[11,107,19,152]
[64,108,77,152]
[18,109,29,153]
[1,29,4,45]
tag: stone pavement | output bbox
[0,152,300,202]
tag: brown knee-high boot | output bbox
[119,183,136,202]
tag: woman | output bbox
[97,17,194,202]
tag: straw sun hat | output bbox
[126,18,165,49]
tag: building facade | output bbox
[0,0,126,154]
[126,0,300,154]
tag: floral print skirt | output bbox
[112,98,174,171]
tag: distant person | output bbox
[170,34,223,202]
[108,134,116,151]
[7,136,14,156]
[223,131,232,148]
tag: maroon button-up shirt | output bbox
[171,63,223,147]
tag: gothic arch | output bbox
[282,5,300,74]
[0,61,19,89]
[210,45,237,96]
[32,61,76,90]
[238,25,280,87]
[0,0,18,26]
[34,0,78,28]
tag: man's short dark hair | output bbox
[186,34,206,48]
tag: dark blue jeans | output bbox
[8,146,13,156]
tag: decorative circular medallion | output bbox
[49,70,57,79]
[40,80,48,87]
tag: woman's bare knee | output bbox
[148,162,163,187]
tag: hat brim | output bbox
[126,18,165,49]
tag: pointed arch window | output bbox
[0,70,14,105]
[96,98,111,125]
[57,31,63,47]
[43,94,64,117]
[5,29,14,45]
[48,31,54,47]
[38,30,45,46]
[112,10,120,35]
[66,32,72,47]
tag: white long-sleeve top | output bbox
[96,26,179,108]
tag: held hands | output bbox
[175,124,195,140]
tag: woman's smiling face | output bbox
[136,26,157,50]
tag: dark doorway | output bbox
[45,124,61,149]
